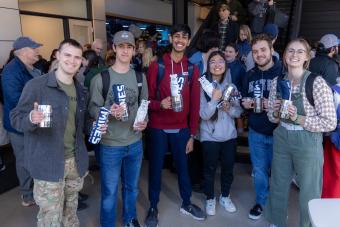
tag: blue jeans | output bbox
[100,140,143,227]
[248,128,273,206]
[148,128,192,208]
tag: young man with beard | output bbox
[10,39,89,226]
[89,31,148,227]
[241,34,282,220]
[144,24,205,227]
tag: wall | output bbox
[0,0,22,68]
[105,0,202,35]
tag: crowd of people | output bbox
[1,1,340,227]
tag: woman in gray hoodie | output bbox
[199,51,243,217]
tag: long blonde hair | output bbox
[239,24,252,42]
[142,48,153,68]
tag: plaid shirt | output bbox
[219,21,228,50]
[268,75,337,132]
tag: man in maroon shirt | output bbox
[144,24,206,227]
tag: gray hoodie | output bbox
[199,73,243,142]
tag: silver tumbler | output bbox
[172,95,183,112]
[253,98,263,113]
[222,85,235,102]
[280,99,292,119]
[38,105,52,128]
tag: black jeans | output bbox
[187,139,203,186]
[202,139,237,200]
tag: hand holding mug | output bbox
[30,102,44,124]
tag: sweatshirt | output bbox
[147,53,201,135]
[241,57,282,135]
[200,76,243,142]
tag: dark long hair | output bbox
[203,50,228,121]
[83,49,99,74]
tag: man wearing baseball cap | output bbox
[310,33,339,86]
[88,30,148,227]
[1,36,42,207]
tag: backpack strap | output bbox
[305,73,318,107]
[135,71,143,105]
[100,69,110,101]
[156,58,165,100]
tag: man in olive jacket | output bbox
[10,39,88,227]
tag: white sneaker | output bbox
[205,198,216,216]
[269,224,277,227]
[219,195,236,213]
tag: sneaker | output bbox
[180,203,206,221]
[269,224,277,227]
[77,201,88,211]
[249,204,263,220]
[219,195,236,213]
[21,195,35,207]
[205,198,216,216]
[125,218,141,227]
[78,192,89,202]
[144,208,158,227]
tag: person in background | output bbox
[225,43,246,134]
[47,48,58,71]
[83,49,107,89]
[248,0,275,35]
[212,2,239,51]
[200,50,242,216]
[225,0,247,24]
[92,38,105,66]
[105,49,116,67]
[188,29,220,193]
[309,33,339,86]
[142,47,154,73]
[265,38,336,227]
[10,38,91,226]
[322,77,340,198]
[236,24,252,64]
[241,34,282,220]
[2,36,42,207]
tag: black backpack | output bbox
[100,69,143,104]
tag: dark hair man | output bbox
[144,24,206,227]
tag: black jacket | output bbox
[309,54,339,86]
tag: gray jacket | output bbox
[199,76,243,142]
[10,71,89,182]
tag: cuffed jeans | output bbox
[100,140,143,227]
[148,128,192,208]
[248,128,273,206]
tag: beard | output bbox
[256,56,272,68]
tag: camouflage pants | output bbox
[33,158,84,227]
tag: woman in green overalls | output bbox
[264,38,337,227]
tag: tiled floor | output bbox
[0,161,300,227]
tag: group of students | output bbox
[2,3,340,227]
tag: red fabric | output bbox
[322,137,340,198]
[146,53,200,135]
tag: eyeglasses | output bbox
[209,60,225,65]
[286,48,307,55]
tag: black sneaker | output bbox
[144,208,158,227]
[125,218,141,227]
[180,203,206,221]
[77,201,88,211]
[78,192,89,202]
[249,204,263,220]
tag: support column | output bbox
[172,0,188,25]
[0,0,22,68]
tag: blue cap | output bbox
[13,36,42,50]
[263,23,279,39]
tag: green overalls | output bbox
[265,71,324,227]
